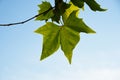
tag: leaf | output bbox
[52,1,70,23]
[62,2,80,23]
[34,22,60,60]
[36,1,54,21]
[70,0,106,11]
[60,10,95,63]
[51,9,61,23]
[84,0,107,11]
[34,1,99,64]
[34,22,80,63]
[71,0,84,8]
[60,26,80,64]
[65,10,96,33]
[35,11,96,64]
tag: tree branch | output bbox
[0,7,53,26]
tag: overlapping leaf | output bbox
[65,10,96,33]
[52,1,70,23]
[62,2,80,23]
[61,11,95,63]
[35,22,60,60]
[60,26,80,64]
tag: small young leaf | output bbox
[36,2,54,21]
[35,22,60,60]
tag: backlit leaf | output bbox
[62,2,79,23]
[60,26,80,64]
[65,10,96,33]
[36,2,54,21]
[35,22,60,60]
[34,0,106,64]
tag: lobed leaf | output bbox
[60,26,80,64]
[35,10,96,63]
[34,0,103,64]
[65,10,96,33]
[35,22,60,60]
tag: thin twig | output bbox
[0,7,53,26]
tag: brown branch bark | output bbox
[0,7,53,26]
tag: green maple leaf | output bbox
[61,10,95,63]
[71,0,84,8]
[65,10,96,33]
[84,0,107,11]
[36,2,54,21]
[35,10,96,64]
[35,22,60,60]
[70,0,106,11]
[35,22,80,64]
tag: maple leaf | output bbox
[35,10,96,64]
[70,0,106,11]
[84,0,107,11]
[65,10,96,33]
[35,22,60,60]
[60,10,95,63]
[60,26,80,64]
[71,0,84,8]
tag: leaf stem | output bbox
[0,7,53,26]
[60,19,64,26]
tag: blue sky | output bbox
[0,0,120,80]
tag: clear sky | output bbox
[0,0,120,80]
